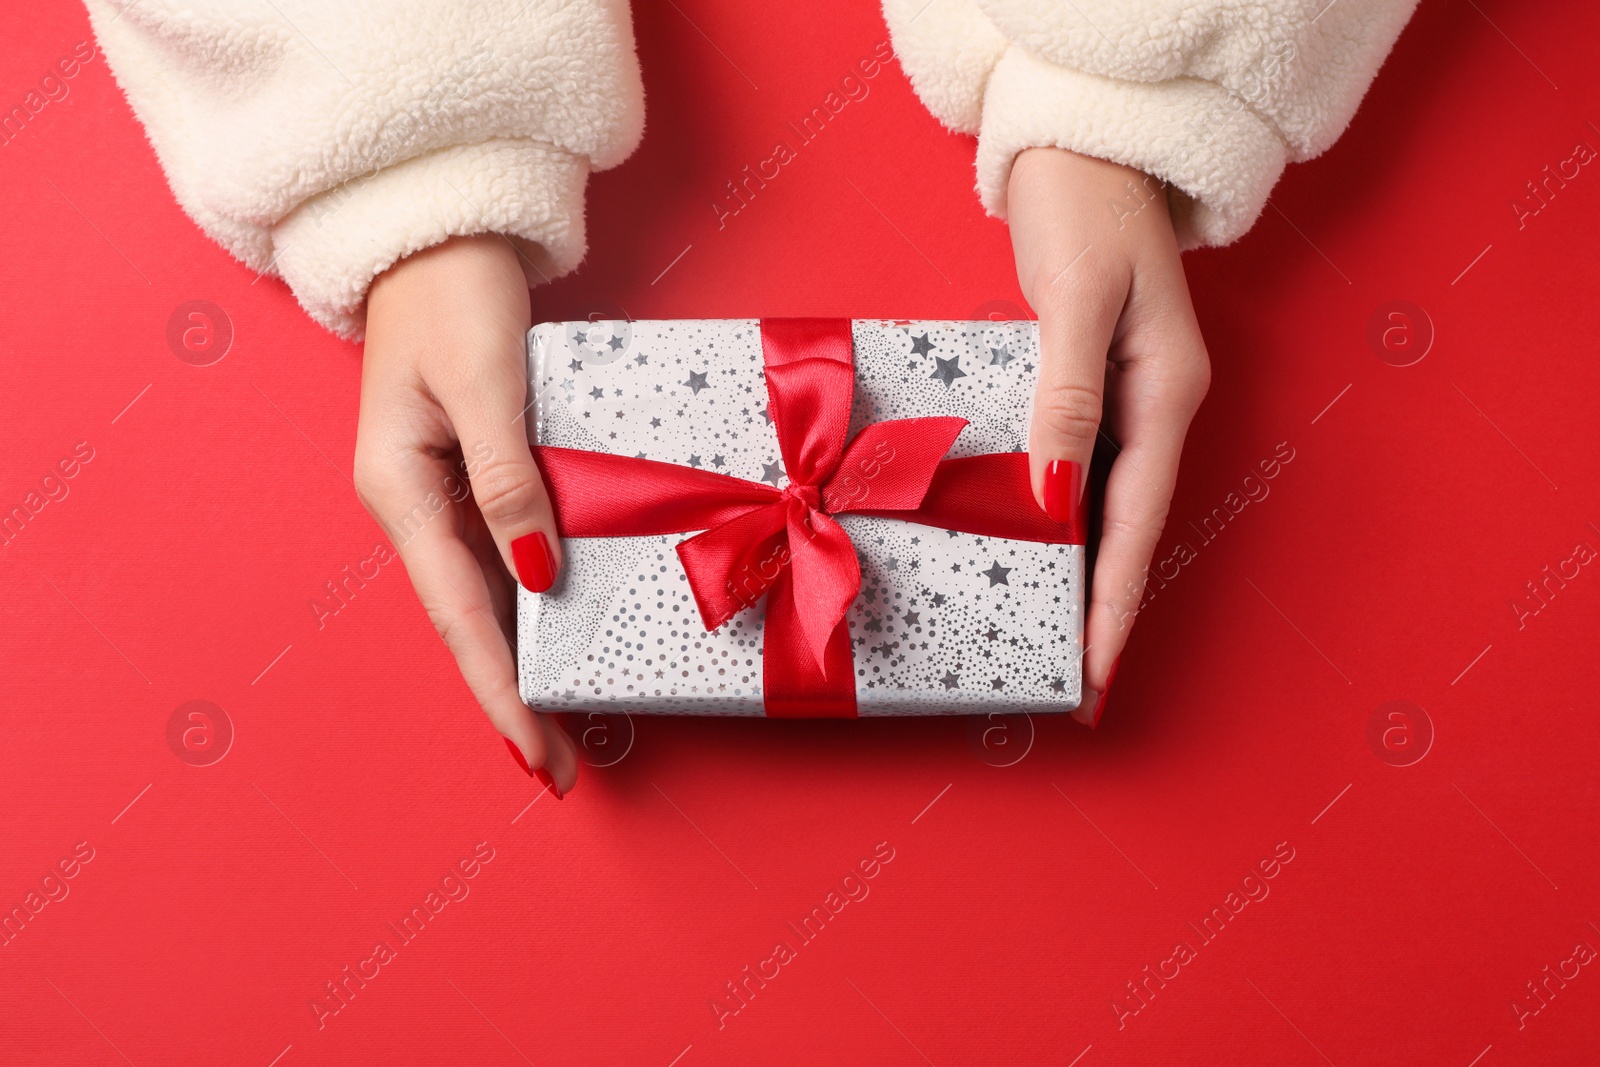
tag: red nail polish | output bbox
[512,531,557,592]
[1091,656,1121,729]
[505,738,562,799]
[1043,460,1082,525]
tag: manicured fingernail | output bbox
[1091,656,1121,729]
[505,738,562,799]
[1043,459,1082,524]
[511,531,557,592]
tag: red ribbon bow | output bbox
[532,318,1082,717]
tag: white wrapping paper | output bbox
[517,319,1084,716]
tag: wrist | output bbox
[1011,147,1166,211]
[370,235,528,318]
[366,235,531,368]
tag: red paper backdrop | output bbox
[3,1,1598,1064]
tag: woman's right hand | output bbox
[357,234,577,798]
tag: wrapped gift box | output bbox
[518,319,1084,716]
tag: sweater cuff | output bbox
[881,0,1008,134]
[271,138,589,339]
[976,46,1289,250]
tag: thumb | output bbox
[433,351,563,594]
[1026,281,1123,529]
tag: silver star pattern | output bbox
[930,355,967,387]
[522,318,1081,715]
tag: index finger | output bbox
[357,448,578,793]
[1079,310,1210,724]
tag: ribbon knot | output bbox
[780,482,822,513]
[531,318,1083,717]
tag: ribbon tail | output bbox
[763,567,857,718]
[785,509,860,670]
[676,504,790,632]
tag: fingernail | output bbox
[504,736,532,774]
[1043,459,1082,524]
[1090,656,1121,729]
[505,738,562,799]
[511,531,557,592]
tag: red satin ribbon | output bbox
[532,318,1084,717]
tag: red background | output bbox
[3,1,1598,1064]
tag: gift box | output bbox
[517,318,1085,717]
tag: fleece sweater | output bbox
[87,1,1416,337]
[84,0,645,338]
[883,0,1420,249]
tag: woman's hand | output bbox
[1008,148,1212,727]
[356,234,575,797]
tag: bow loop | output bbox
[821,417,967,514]
[760,319,856,488]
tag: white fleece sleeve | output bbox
[884,0,1418,249]
[85,0,645,338]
